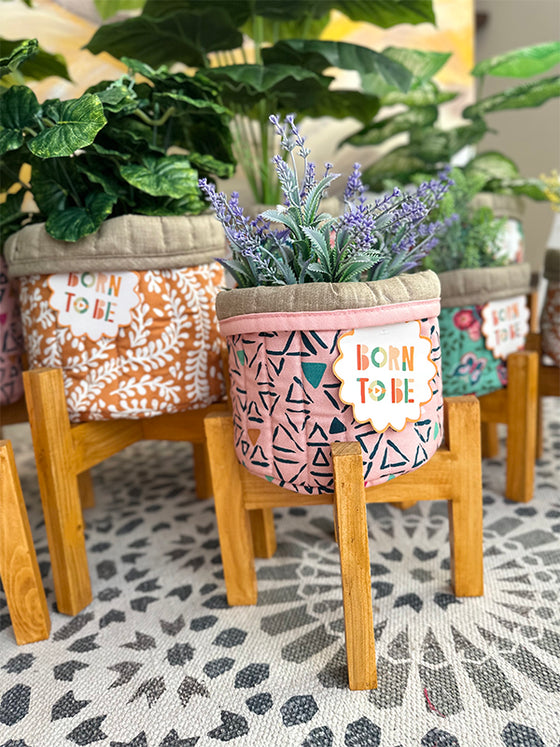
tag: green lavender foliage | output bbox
[422,168,508,273]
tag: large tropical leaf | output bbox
[408,120,487,162]
[86,9,243,67]
[203,64,330,111]
[379,80,457,107]
[261,40,412,91]
[45,192,118,241]
[341,106,437,147]
[0,147,27,191]
[463,76,560,118]
[491,178,551,201]
[134,192,207,216]
[29,95,107,158]
[331,0,435,27]
[362,146,430,189]
[0,38,38,78]
[119,154,199,197]
[472,41,560,79]
[0,38,70,81]
[297,89,380,124]
[463,152,521,182]
[0,190,25,231]
[30,158,86,215]
[187,152,235,179]
[0,85,40,154]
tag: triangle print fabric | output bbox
[226,317,444,495]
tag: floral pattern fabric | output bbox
[0,256,24,406]
[17,264,225,422]
[226,316,443,495]
[540,282,560,366]
[439,304,508,397]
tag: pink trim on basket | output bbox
[219,297,440,336]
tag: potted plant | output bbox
[200,114,453,494]
[1,42,236,422]
[1,38,71,407]
[84,0,436,206]
[342,41,560,263]
[421,168,532,397]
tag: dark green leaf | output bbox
[86,10,243,67]
[29,94,107,157]
[153,90,231,117]
[0,38,70,82]
[119,154,198,197]
[45,192,118,241]
[463,75,560,117]
[0,85,40,153]
[299,89,380,125]
[472,41,560,78]
[491,178,550,201]
[0,38,38,78]
[331,0,435,27]
[342,106,437,147]
[361,146,430,190]
[262,40,412,91]
[0,190,24,228]
[0,147,27,191]
[409,120,487,162]
[187,152,234,179]
[134,192,206,215]
[143,0,251,26]
[30,157,84,215]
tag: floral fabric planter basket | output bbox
[540,248,560,366]
[0,255,25,406]
[4,214,226,422]
[217,270,444,495]
[438,263,532,397]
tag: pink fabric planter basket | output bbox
[216,270,444,495]
[0,255,24,406]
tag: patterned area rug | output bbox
[1,400,560,747]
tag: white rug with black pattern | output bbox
[1,399,560,747]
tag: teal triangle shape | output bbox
[413,419,432,443]
[301,362,327,389]
[380,440,409,469]
[236,350,246,365]
[413,443,428,468]
[329,417,347,435]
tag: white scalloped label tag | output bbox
[48,271,140,341]
[333,320,437,433]
[480,295,529,359]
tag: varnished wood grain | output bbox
[505,351,538,502]
[23,369,92,615]
[0,440,50,644]
[332,442,377,690]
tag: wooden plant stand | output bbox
[23,367,225,616]
[0,440,50,644]
[479,350,539,502]
[204,396,484,692]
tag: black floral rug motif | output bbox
[1,399,559,746]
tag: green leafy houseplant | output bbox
[422,168,508,274]
[84,0,437,204]
[0,40,235,244]
[343,41,560,201]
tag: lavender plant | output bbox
[199,115,453,288]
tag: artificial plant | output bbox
[0,41,235,244]
[85,0,437,204]
[343,41,560,201]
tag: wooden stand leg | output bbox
[481,421,500,458]
[250,509,277,558]
[535,396,544,460]
[332,442,377,691]
[192,441,213,500]
[23,369,92,615]
[505,352,538,503]
[446,397,484,597]
[78,471,95,509]
[204,412,257,605]
[0,441,50,644]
